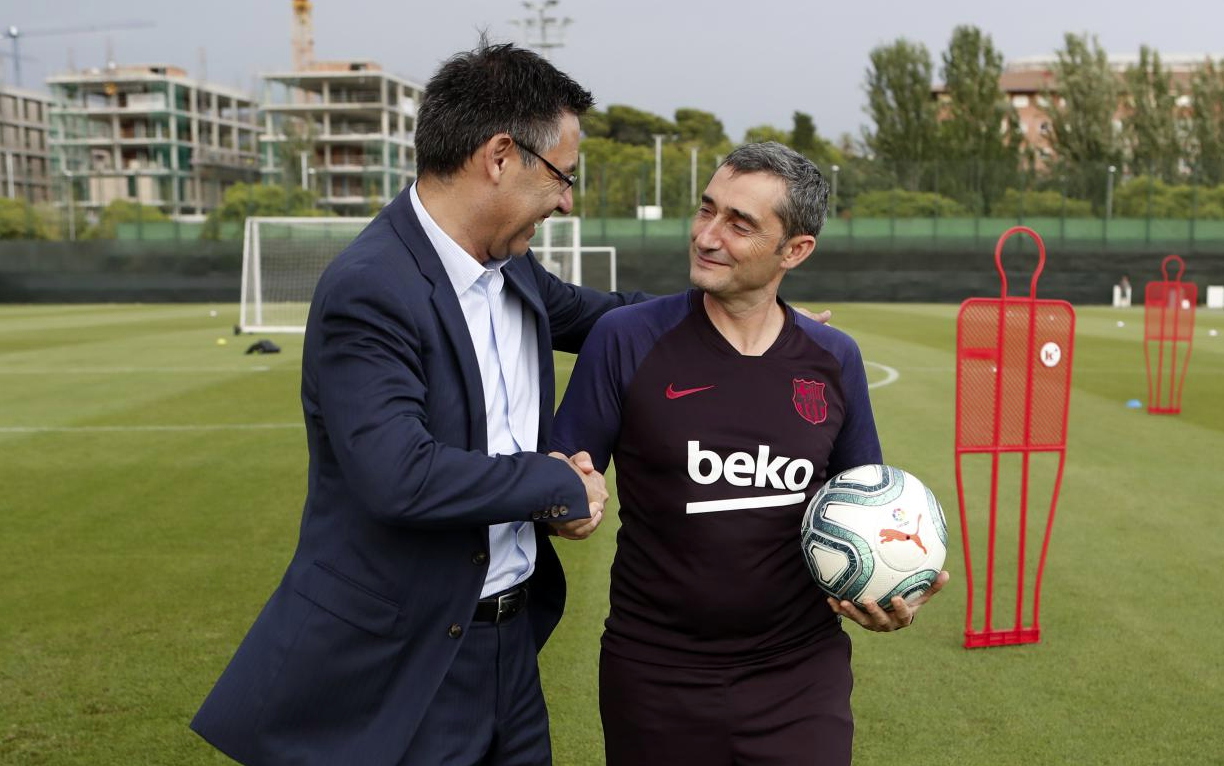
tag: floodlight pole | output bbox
[578,150,586,217]
[1106,165,1116,221]
[300,151,309,191]
[830,164,840,218]
[652,133,664,212]
[6,27,22,87]
[513,1,572,61]
[64,169,75,241]
[690,146,698,206]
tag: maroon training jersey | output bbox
[552,290,882,667]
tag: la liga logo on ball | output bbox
[800,465,947,610]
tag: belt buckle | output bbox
[494,587,525,623]
[495,590,516,623]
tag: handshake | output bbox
[547,451,608,541]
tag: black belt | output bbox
[473,585,529,624]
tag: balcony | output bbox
[319,194,370,207]
[192,148,259,169]
[264,101,386,117]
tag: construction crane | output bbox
[3,20,154,87]
[292,0,314,71]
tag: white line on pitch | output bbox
[865,361,900,389]
[0,367,274,375]
[0,423,302,434]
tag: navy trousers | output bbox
[401,607,551,766]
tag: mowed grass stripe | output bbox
[0,305,229,334]
[0,310,302,433]
[0,366,278,374]
[2,429,304,765]
[798,303,1223,765]
[1,303,1221,765]
[1,308,307,766]
[0,369,300,430]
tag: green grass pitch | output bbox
[1,302,1221,765]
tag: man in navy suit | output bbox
[191,41,646,765]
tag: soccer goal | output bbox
[532,216,618,292]
[239,216,372,333]
[239,215,617,334]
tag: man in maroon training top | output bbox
[551,142,949,765]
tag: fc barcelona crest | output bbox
[792,378,828,425]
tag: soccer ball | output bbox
[800,465,947,610]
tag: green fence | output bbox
[10,202,1224,253]
[112,221,244,241]
[581,216,1224,253]
[97,215,1224,250]
[3,233,1223,305]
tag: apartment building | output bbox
[1002,56,1203,160]
[0,85,53,204]
[260,60,422,214]
[935,54,1213,164]
[46,64,261,215]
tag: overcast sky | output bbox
[7,0,1224,143]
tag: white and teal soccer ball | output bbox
[801,465,947,610]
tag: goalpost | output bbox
[239,215,618,334]
[533,216,618,292]
[239,216,371,333]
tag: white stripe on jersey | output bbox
[685,492,806,515]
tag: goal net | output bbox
[532,216,618,292]
[239,216,371,333]
[239,215,618,334]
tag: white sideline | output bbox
[0,424,302,434]
[0,366,273,375]
[865,361,900,389]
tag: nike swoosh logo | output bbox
[666,383,716,399]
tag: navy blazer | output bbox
[192,187,644,765]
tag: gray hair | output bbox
[720,142,829,239]
[415,40,594,178]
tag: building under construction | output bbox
[0,85,53,204]
[259,61,423,214]
[45,64,260,215]
[252,0,424,214]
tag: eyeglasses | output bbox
[515,141,577,189]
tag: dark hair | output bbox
[415,41,594,178]
[720,142,830,239]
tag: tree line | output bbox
[8,27,1224,239]
[860,28,1224,217]
[575,27,1224,220]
